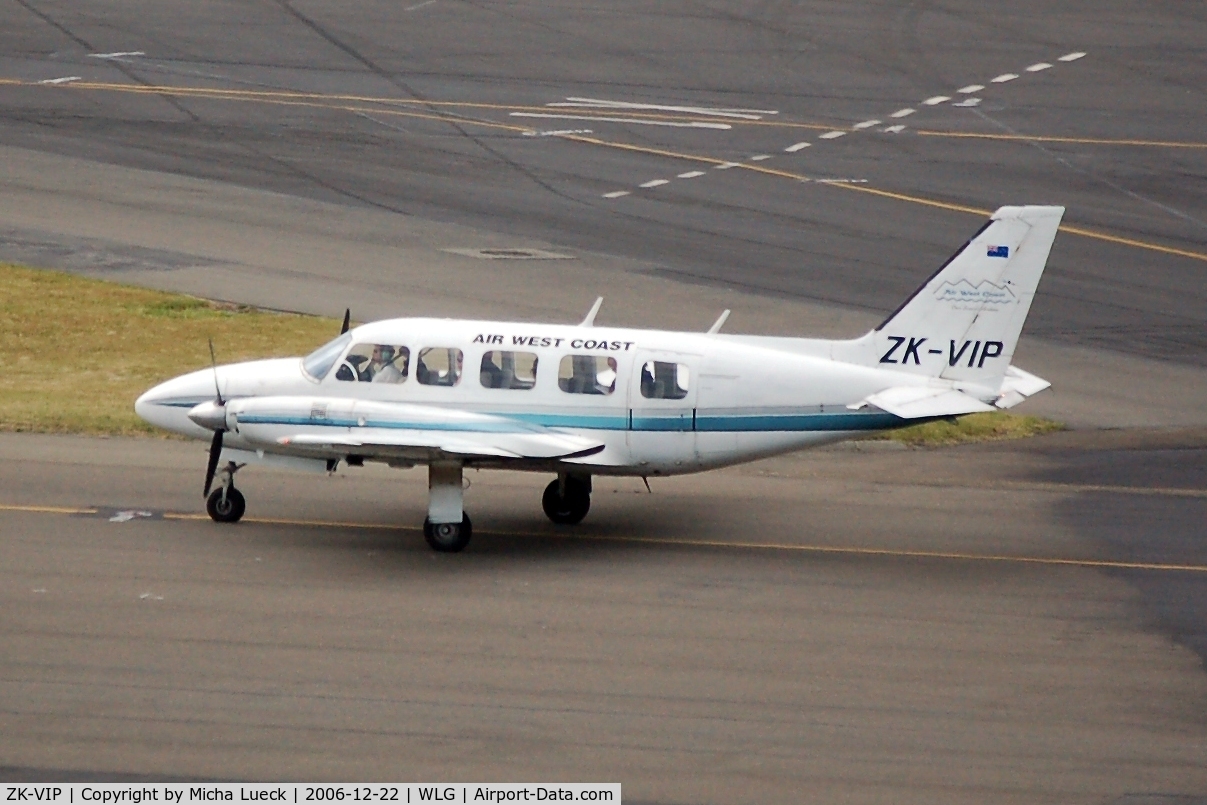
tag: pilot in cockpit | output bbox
[367,344,403,383]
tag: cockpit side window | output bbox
[480,351,538,390]
[640,360,689,399]
[558,355,617,395]
[335,343,410,383]
[417,347,463,387]
[301,332,353,381]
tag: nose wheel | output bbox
[205,461,246,523]
[542,475,591,525]
[206,485,246,522]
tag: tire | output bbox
[424,514,472,552]
[206,486,246,523]
[542,477,591,525]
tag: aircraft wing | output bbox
[278,430,604,461]
[852,385,995,419]
[227,396,605,462]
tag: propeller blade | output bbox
[208,338,223,405]
[340,308,351,334]
[203,429,224,496]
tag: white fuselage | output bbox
[136,317,962,476]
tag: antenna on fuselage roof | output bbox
[579,297,604,327]
[706,309,730,334]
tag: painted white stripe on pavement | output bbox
[748,154,772,161]
[602,191,630,198]
[819,131,846,139]
[952,98,981,107]
[991,73,1018,83]
[553,97,777,119]
[38,76,82,84]
[890,108,915,118]
[922,96,950,105]
[957,84,984,93]
[639,179,669,188]
[89,51,144,58]
[1026,62,1052,72]
[510,113,731,130]
[1058,52,1086,62]
[784,142,811,152]
[853,119,881,129]
[677,171,706,178]
[714,162,740,169]
[882,125,905,134]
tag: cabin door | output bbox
[627,351,698,466]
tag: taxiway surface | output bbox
[2,431,1207,803]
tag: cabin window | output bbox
[335,343,410,383]
[639,360,689,400]
[302,332,352,381]
[417,347,463,387]
[558,355,617,395]
[480,351,538,390]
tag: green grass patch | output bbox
[872,411,1065,447]
[0,263,340,435]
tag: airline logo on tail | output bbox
[987,245,1010,257]
[933,279,1016,309]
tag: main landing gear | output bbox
[425,461,472,552]
[205,461,246,523]
[542,474,591,525]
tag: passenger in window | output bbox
[640,360,688,399]
[559,355,616,395]
[417,348,462,387]
[481,351,538,390]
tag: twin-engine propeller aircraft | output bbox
[136,205,1063,552]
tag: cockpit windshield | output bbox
[301,332,353,381]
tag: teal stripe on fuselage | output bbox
[231,408,901,433]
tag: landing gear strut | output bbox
[205,461,246,523]
[424,461,471,552]
[542,474,591,525]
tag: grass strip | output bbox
[0,263,338,435]
[0,263,1064,445]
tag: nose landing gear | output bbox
[542,474,591,525]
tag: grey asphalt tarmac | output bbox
[1,1,1206,801]
[1,430,1206,803]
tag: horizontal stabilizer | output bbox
[994,365,1051,409]
[852,386,994,419]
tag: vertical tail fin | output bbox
[838,205,1064,386]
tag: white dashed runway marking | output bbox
[597,50,1088,198]
[513,113,731,130]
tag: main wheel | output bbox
[542,477,591,525]
[424,514,472,552]
[206,486,246,523]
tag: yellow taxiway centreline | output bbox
[0,502,98,515]
[0,504,1192,573]
[917,130,1207,149]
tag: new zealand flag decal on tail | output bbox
[987,245,1010,258]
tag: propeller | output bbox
[190,339,228,497]
[340,308,351,335]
